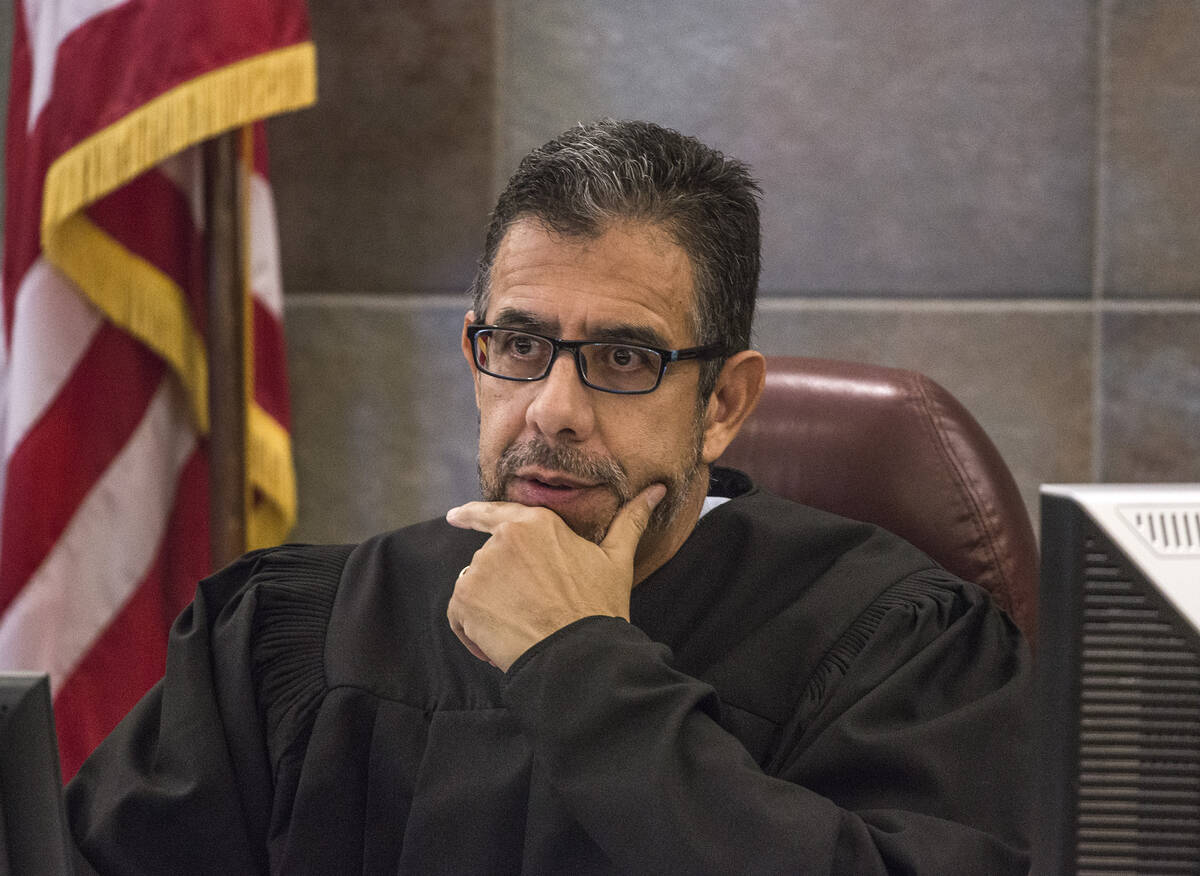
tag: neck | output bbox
[631,467,710,585]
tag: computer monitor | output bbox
[0,673,74,876]
[1034,484,1200,875]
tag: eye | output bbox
[602,344,653,371]
[496,331,541,358]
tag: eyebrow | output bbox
[489,308,549,334]
[489,307,673,349]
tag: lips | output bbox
[505,468,613,512]
[514,468,600,490]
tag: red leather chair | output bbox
[718,356,1038,642]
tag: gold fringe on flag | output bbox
[39,41,314,550]
[40,42,316,237]
[46,212,211,432]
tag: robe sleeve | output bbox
[64,552,272,875]
[64,545,347,875]
[501,569,1033,874]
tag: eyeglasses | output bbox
[466,325,726,395]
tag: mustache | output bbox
[494,439,632,500]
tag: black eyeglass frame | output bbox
[465,324,727,395]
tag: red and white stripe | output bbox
[0,0,309,778]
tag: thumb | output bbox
[601,483,667,558]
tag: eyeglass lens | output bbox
[476,329,663,392]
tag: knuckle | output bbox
[533,506,566,528]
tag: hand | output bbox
[444,484,667,672]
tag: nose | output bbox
[525,350,596,441]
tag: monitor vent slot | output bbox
[1076,539,1200,874]
[1119,505,1200,557]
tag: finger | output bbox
[446,500,531,533]
[456,624,497,667]
[447,598,498,667]
[601,483,666,557]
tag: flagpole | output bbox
[204,131,247,570]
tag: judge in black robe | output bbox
[66,468,1032,874]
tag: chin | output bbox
[478,436,707,547]
[565,476,699,548]
[506,488,617,545]
[561,510,619,545]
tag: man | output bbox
[67,120,1032,873]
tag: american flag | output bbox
[0,0,315,778]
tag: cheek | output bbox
[600,398,698,471]
[476,390,529,448]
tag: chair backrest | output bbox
[718,356,1038,641]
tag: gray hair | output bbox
[470,119,761,396]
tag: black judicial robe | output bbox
[66,471,1033,874]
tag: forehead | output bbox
[485,218,697,344]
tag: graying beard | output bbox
[477,395,709,544]
[478,428,704,545]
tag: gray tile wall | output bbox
[267,0,1200,544]
[268,0,495,294]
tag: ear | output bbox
[461,310,482,407]
[700,350,766,464]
